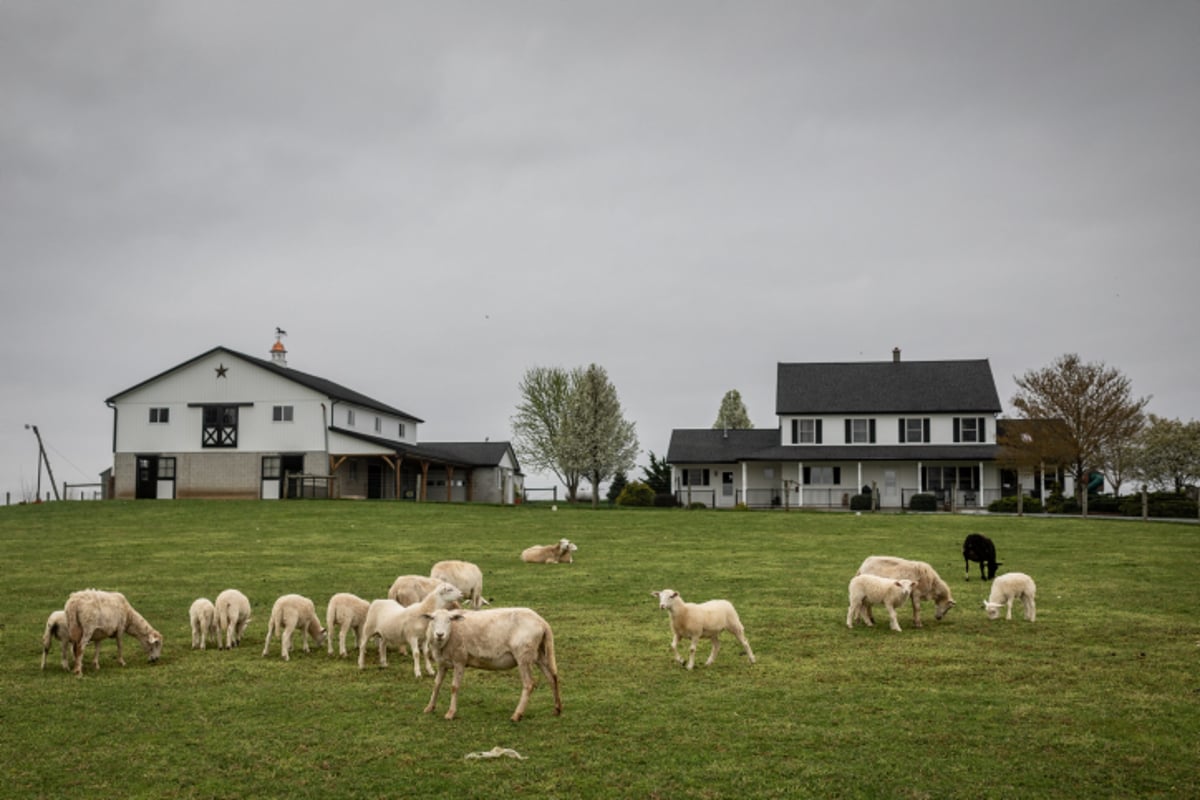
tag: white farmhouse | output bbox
[104,337,522,503]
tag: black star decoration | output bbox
[215,363,228,378]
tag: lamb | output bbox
[521,539,578,564]
[189,597,219,650]
[41,609,83,671]
[261,594,327,661]
[358,582,464,676]
[387,575,443,606]
[983,572,1037,621]
[214,588,251,650]
[650,589,756,670]
[856,555,956,628]
[430,559,485,609]
[846,575,916,632]
[64,589,163,677]
[962,533,1001,581]
[422,606,562,721]
[325,592,370,657]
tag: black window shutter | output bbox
[898,419,906,443]
[791,419,798,443]
[703,469,710,486]
[953,418,961,443]
[979,417,986,442]
[833,466,842,484]
[923,418,931,443]
[845,419,851,443]
[869,419,876,443]
[803,466,811,484]
[815,420,823,443]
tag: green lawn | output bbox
[1,501,1198,799]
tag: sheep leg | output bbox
[280,624,293,661]
[858,602,875,627]
[669,632,685,666]
[1025,597,1036,622]
[910,594,923,628]
[444,663,465,720]
[686,636,698,670]
[409,637,423,679]
[1005,599,1014,620]
[886,603,902,632]
[356,635,369,670]
[115,631,126,667]
[512,661,536,722]
[536,658,562,716]
[424,665,447,714]
[261,621,274,657]
[705,634,720,666]
[737,632,755,664]
[846,602,857,629]
[377,636,388,668]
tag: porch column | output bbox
[978,461,984,507]
[857,462,863,494]
[797,462,804,508]
[446,466,454,502]
[419,461,430,502]
[740,462,748,505]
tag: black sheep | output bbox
[962,533,1001,581]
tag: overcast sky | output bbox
[2,1,1197,500]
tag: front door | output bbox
[367,463,384,499]
[135,456,158,499]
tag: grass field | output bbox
[1,500,1198,799]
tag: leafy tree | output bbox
[1010,354,1148,503]
[714,389,753,429]
[641,451,673,495]
[1135,415,1200,493]
[616,480,655,507]
[560,364,640,509]
[511,366,584,502]
[1096,434,1141,497]
[606,470,628,503]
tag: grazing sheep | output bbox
[387,575,442,606]
[521,538,578,564]
[189,597,219,650]
[325,593,370,657]
[650,589,756,670]
[64,589,163,677]
[984,572,1037,621]
[41,609,84,671]
[856,556,956,628]
[847,575,916,632]
[430,560,485,609]
[422,606,562,722]
[261,594,327,661]
[359,582,464,676]
[214,589,252,650]
[962,533,1001,581]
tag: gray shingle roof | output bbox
[776,359,1001,415]
[331,426,521,472]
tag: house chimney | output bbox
[892,347,901,363]
[270,328,288,366]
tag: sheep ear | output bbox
[649,591,660,598]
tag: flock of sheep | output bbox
[40,531,1036,720]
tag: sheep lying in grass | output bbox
[521,539,578,564]
[214,588,251,650]
[847,575,916,632]
[387,575,443,606]
[189,597,218,650]
[650,589,755,670]
[262,594,326,661]
[359,582,464,676]
[422,606,562,721]
[984,572,1037,621]
[64,589,163,677]
[325,593,370,657]
[41,610,77,671]
[856,555,956,628]
[430,560,485,609]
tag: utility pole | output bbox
[25,424,61,501]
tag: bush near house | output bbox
[849,493,873,511]
[909,493,938,512]
[1119,492,1199,518]
[615,481,655,507]
[988,495,1045,514]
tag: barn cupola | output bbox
[270,328,288,367]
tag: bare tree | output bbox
[511,366,584,502]
[713,389,753,429]
[560,364,639,509]
[1010,354,1148,502]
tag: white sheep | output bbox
[325,592,370,657]
[521,539,578,564]
[422,606,562,722]
[40,609,83,671]
[261,594,327,661]
[359,582,464,676]
[430,560,485,609]
[983,572,1037,621]
[214,588,252,650]
[387,575,442,606]
[189,597,219,650]
[64,589,163,677]
[856,555,957,628]
[846,575,916,632]
[650,589,756,670]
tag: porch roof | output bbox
[329,426,522,473]
[667,428,996,464]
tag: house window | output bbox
[262,456,281,479]
[374,417,382,433]
[202,405,239,448]
[273,405,293,422]
[347,409,356,426]
[398,422,406,438]
[157,457,176,480]
[791,419,822,444]
[682,468,710,487]
[803,466,842,485]
[954,417,986,443]
[899,418,929,443]
[149,408,170,424]
[845,418,876,443]
[923,466,979,491]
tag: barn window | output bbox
[202,405,239,448]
